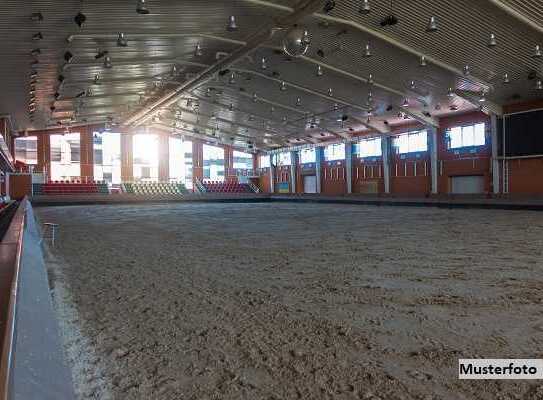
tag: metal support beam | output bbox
[381,136,391,194]
[487,0,543,35]
[290,150,298,193]
[345,141,353,194]
[490,113,500,194]
[428,126,438,194]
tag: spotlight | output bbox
[229,103,234,111]
[280,81,287,91]
[426,16,438,32]
[536,79,543,90]
[447,87,454,97]
[32,32,43,40]
[367,73,374,85]
[227,15,238,32]
[117,32,128,47]
[252,93,258,102]
[463,65,470,75]
[363,43,371,57]
[359,0,370,15]
[64,51,73,63]
[316,65,323,76]
[31,48,41,57]
[502,73,510,84]
[194,43,203,57]
[533,45,542,58]
[74,12,86,28]
[419,55,427,67]
[93,74,101,85]
[328,88,333,97]
[323,0,335,14]
[296,97,302,106]
[229,72,236,84]
[409,80,416,90]
[103,56,113,68]
[136,0,150,14]
[488,33,497,47]
[402,98,409,107]
[261,57,267,70]
[31,12,44,22]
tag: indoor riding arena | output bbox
[1,1,543,400]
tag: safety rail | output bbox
[248,182,260,193]
[0,199,26,399]
[194,178,206,193]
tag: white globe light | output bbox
[282,27,311,57]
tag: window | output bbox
[355,137,382,158]
[260,154,270,168]
[14,137,37,165]
[182,140,193,189]
[393,130,427,154]
[233,150,253,170]
[203,144,225,181]
[274,152,291,166]
[448,123,485,149]
[299,148,316,164]
[133,134,159,182]
[50,133,81,181]
[324,143,345,161]
[169,136,184,182]
[94,132,121,184]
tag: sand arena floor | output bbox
[36,202,543,400]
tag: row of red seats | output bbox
[42,183,100,194]
[203,182,251,193]
[49,180,105,185]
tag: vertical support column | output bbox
[37,134,51,181]
[345,142,353,194]
[290,151,297,194]
[315,146,323,194]
[381,136,391,194]
[269,154,274,193]
[490,113,500,194]
[428,126,438,194]
[121,134,133,182]
[79,127,94,182]
[158,134,169,181]
[224,145,234,181]
[192,141,203,186]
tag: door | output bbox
[450,175,485,194]
[303,175,317,193]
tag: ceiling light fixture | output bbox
[363,43,372,57]
[447,87,454,97]
[195,43,203,57]
[316,65,323,76]
[136,0,150,14]
[103,56,113,68]
[280,81,287,91]
[367,73,374,85]
[463,65,470,75]
[229,72,236,84]
[32,32,43,41]
[536,79,543,90]
[74,12,86,28]
[31,48,41,57]
[359,0,371,15]
[261,57,267,70]
[419,55,427,67]
[93,74,101,85]
[503,73,510,84]
[402,98,409,107]
[117,33,128,47]
[533,45,542,58]
[426,16,438,32]
[31,12,44,22]
[296,97,302,106]
[488,33,497,47]
[409,80,416,89]
[227,16,238,32]
[328,88,333,97]
[252,93,258,102]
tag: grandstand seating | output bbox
[122,182,188,195]
[33,181,109,195]
[202,181,254,193]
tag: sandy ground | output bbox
[35,202,543,400]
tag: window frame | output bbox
[393,129,428,155]
[446,122,486,150]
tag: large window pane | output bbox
[462,125,475,147]
[449,127,463,149]
[394,130,427,154]
[50,133,80,181]
[169,137,184,182]
[233,150,253,170]
[93,132,121,184]
[14,137,37,165]
[300,148,316,164]
[324,143,345,161]
[260,154,270,168]
[473,123,486,146]
[203,144,225,181]
[356,137,382,158]
[274,152,291,166]
[133,134,159,182]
